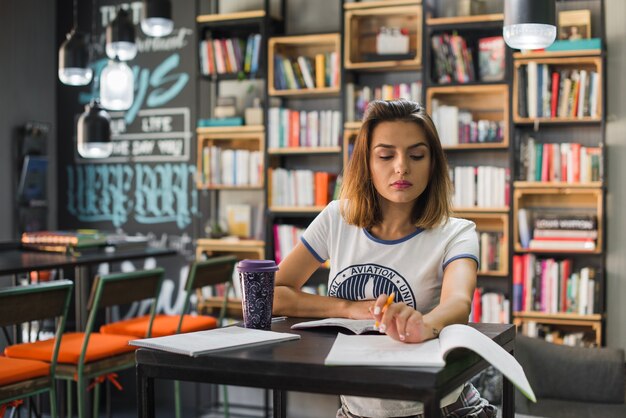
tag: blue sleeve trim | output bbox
[300,237,326,263]
[443,254,479,271]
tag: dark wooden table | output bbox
[0,243,176,330]
[136,319,515,418]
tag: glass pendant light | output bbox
[503,0,556,50]
[77,100,113,159]
[100,58,134,111]
[141,0,174,37]
[106,8,137,61]
[58,0,92,85]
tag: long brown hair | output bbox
[339,99,452,229]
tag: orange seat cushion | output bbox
[100,314,217,338]
[0,357,50,386]
[4,333,135,364]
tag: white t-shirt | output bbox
[301,200,479,418]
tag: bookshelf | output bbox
[195,1,283,261]
[508,0,607,347]
[421,0,511,324]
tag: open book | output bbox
[291,318,377,334]
[325,323,536,402]
[130,326,300,357]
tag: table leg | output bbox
[502,370,514,418]
[137,365,155,418]
[272,390,286,418]
[74,266,89,330]
[423,396,442,418]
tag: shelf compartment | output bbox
[268,147,341,155]
[426,84,509,148]
[513,56,603,123]
[344,4,422,71]
[513,50,602,60]
[196,129,265,190]
[268,33,341,97]
[513,312,602,346]
[513,187,603,254]
[195,238,265,260]
[456,212,509,276]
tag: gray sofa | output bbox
[514,335,626,418]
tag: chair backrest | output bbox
[0,280,73,329]
[177,255,238,333]
[84,268,165,343]
[0,280,73,382]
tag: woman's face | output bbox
[369,121,432,205]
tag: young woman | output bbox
[273,99,496,418]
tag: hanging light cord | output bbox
[72,0,77,30]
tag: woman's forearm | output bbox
[273,285,370,319]
[423,293,472,335]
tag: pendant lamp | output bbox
[58,0,92,85]
[77,100,113,159]
[503,0,556,50]
[141,0,174,37]
[100,58,134,111]
[106,8,137,61]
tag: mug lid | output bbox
[237,259,279,273]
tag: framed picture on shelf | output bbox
[558,9,591,41]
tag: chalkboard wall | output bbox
[57,0,198,237]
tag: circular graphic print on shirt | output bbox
[328,263,416,308]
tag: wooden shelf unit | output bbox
[456,212,509,276]
[344,3,422,71]
[513,55,603,123]
[426,84,510,148]
[513,311,603,346]
[513,187,603,254]
[268,33,341,97]
[196,127,265,190]
[195,238,265,260]
[196,10,267,24]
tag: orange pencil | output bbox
[374,293,395,328]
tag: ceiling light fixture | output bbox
[58,0,92,85]
[106,7,137,61]
[77,100,113,159]
[100,58,135,111]
[503,0,557,50]
[141,0,174,37]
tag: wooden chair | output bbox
[5,268,164,418]
[0,280,73,418]
[99,255,238,418]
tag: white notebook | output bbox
[325,324,536,403]
[130,326,300,357]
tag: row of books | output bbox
[520,322,596,347]
[273,52,339,90]
[512,255,599,315]
[518,209,598,251]
[199,34,262,76]
[477,231,504,273]
[267,108,341,149]
[470,288,510,324]
[431,101,505,146]
[517,65,600,119]
[431,33,476,84]
[450,166,509,208]
[200,146,263,186]
[269,168,337,208]
[518,138,602,183]
[344,81,423,123]
[272,223,305,265]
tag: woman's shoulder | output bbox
[431,216,476,234]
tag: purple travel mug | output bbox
[236,260,279,330]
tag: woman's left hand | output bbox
[371,294,435,343]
